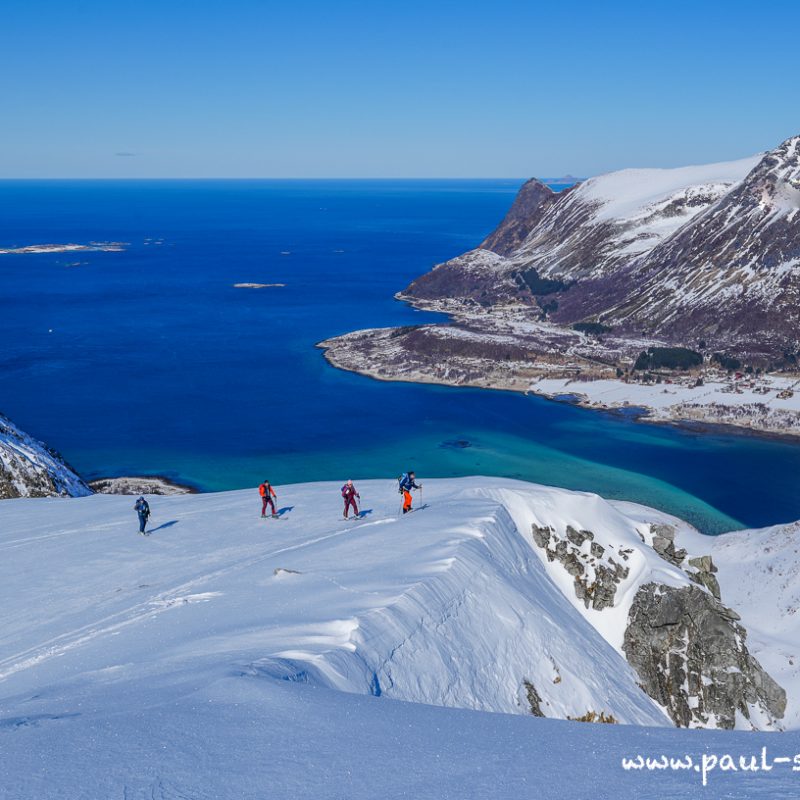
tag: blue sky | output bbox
[2,0,798,178]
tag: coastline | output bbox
[319,337,800,443]
[88,475,199,495]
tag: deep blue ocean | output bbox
[2,179,800,534]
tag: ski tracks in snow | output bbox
[0,518,385,685]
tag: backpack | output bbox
[259,483,267,497]
[398,474,407,494]
[341,485,348,498]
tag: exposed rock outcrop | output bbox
[480,179,563,257]
[531,524,630,611]
[523,680,546,717]
[528,512,786,731]
[686,555,722,601]
[649,523,688,566]
[647,523,722,600]
[623,583,786,729]
[0,413,90,499]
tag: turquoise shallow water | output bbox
[1,179,799,534]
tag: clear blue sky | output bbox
[2,0,798,178]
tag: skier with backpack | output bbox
[341,479,360,520]
[259,480,277,518]
[398,471,422,514]
[134,496,151,535]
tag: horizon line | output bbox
[0,176,583,182]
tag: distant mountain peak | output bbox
[745,135,800,215]
[479,178,562,256]
[538,173,582,184]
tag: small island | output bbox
[88,476,196,495]
[0,242,127,255]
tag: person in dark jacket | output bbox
[398,471,421,514]
[134,496,150,535]
[341,479,360,519]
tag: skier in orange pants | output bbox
[398,471,421,514]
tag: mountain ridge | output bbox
[0,413,90,499]
[0,477,795,731]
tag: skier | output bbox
[134,496,150,535]
[341,479,360,520]
[398,471,422,514]
[259,479,277,517]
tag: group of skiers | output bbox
[133,472,423,534]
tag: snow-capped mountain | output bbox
[403,135,800,360]
[511,155,759,281]
[603,136,800,356]
[404,155,758,308]
[0,413,90,499]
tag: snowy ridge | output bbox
[0,478,792,734]
[576,157,760,222]
[514,155,759,278]
[260,492,666,725]
[0,413,90,499]
[3,478,800,797]
[483,485,691,648]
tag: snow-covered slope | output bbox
[0,413,90,499]
[0,479,791,727]
[4,657,800,800]
[1,478,798,797]
[0,480,662,727]
[513,155,760,280]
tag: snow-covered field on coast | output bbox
[1,478,799,798]
[533,374,800,436]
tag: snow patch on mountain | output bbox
[579,157,760,223]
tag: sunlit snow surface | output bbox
[1,478,798,799]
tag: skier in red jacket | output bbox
[341,479,360,520]
[259,480,277,517]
